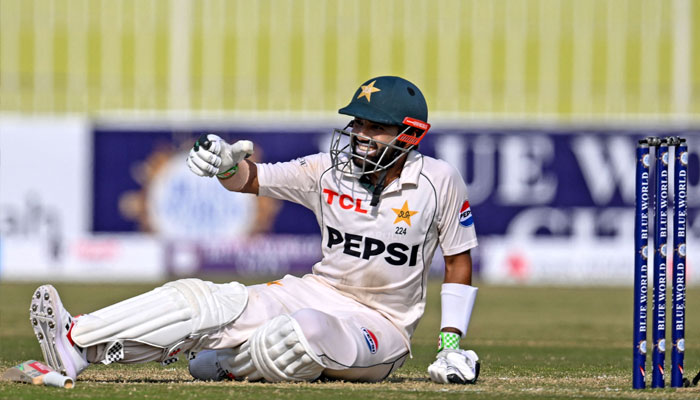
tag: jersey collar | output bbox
[382,150,422,195]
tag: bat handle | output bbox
[42,371,74,389]
[195,134,212,151]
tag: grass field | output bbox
[1,279,700,399]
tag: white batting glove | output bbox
[428,349,480,385]
[187,134,254,178]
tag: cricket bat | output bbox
[1,360,74,389]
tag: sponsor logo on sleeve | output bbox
[459,200,474,227]
[361,327,378,354]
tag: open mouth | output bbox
[353,137,378,157]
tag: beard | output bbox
[350,137,391,171]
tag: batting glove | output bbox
[427,332,480,384]
[187,134,254,179]
[428,348,480,384]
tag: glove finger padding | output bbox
[188,135,254,179]
[187,156,210,177]
[427,357,448,383]
[195,146,223,169]
[187,148,219,177]
[427,349,479,385]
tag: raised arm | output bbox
[187,134,259,194]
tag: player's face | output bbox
[349,118,400,168]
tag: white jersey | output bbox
[257,150,478,344]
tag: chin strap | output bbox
[360,145,413,206]
[359,168,390,207]
[370,170,388,206]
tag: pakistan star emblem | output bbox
[392,201,419,226]
[357,80,381,102]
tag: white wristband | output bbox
[440,283,478,338]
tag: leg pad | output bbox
[249,314,325,382]
[71,279,247,356]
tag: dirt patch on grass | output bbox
[70,366,700,399]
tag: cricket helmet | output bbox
[331,76,431,177]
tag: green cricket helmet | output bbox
[330,76,431,177]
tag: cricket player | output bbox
[29,76,480,385]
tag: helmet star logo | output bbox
[392,201,419,226]
[357,80,381,102]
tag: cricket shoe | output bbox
[30,285,89,380]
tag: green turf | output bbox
[1,280,700,399]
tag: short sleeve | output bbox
[437,164,478,256]
[256,153,328,211]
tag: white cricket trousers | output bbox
[96,274,409,382]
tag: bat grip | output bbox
[196,134,212,150]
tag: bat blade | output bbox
[2,360,74,388]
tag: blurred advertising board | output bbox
[90,124,699,285]
[165,235,322,277]
[3,117,697,284]
[0,116,165,281]
[0,235,163,281]
[0,116,90,237]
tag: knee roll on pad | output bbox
[71,279,248,351]
[249,314,325,382]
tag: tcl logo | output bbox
[323,188,368,214]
